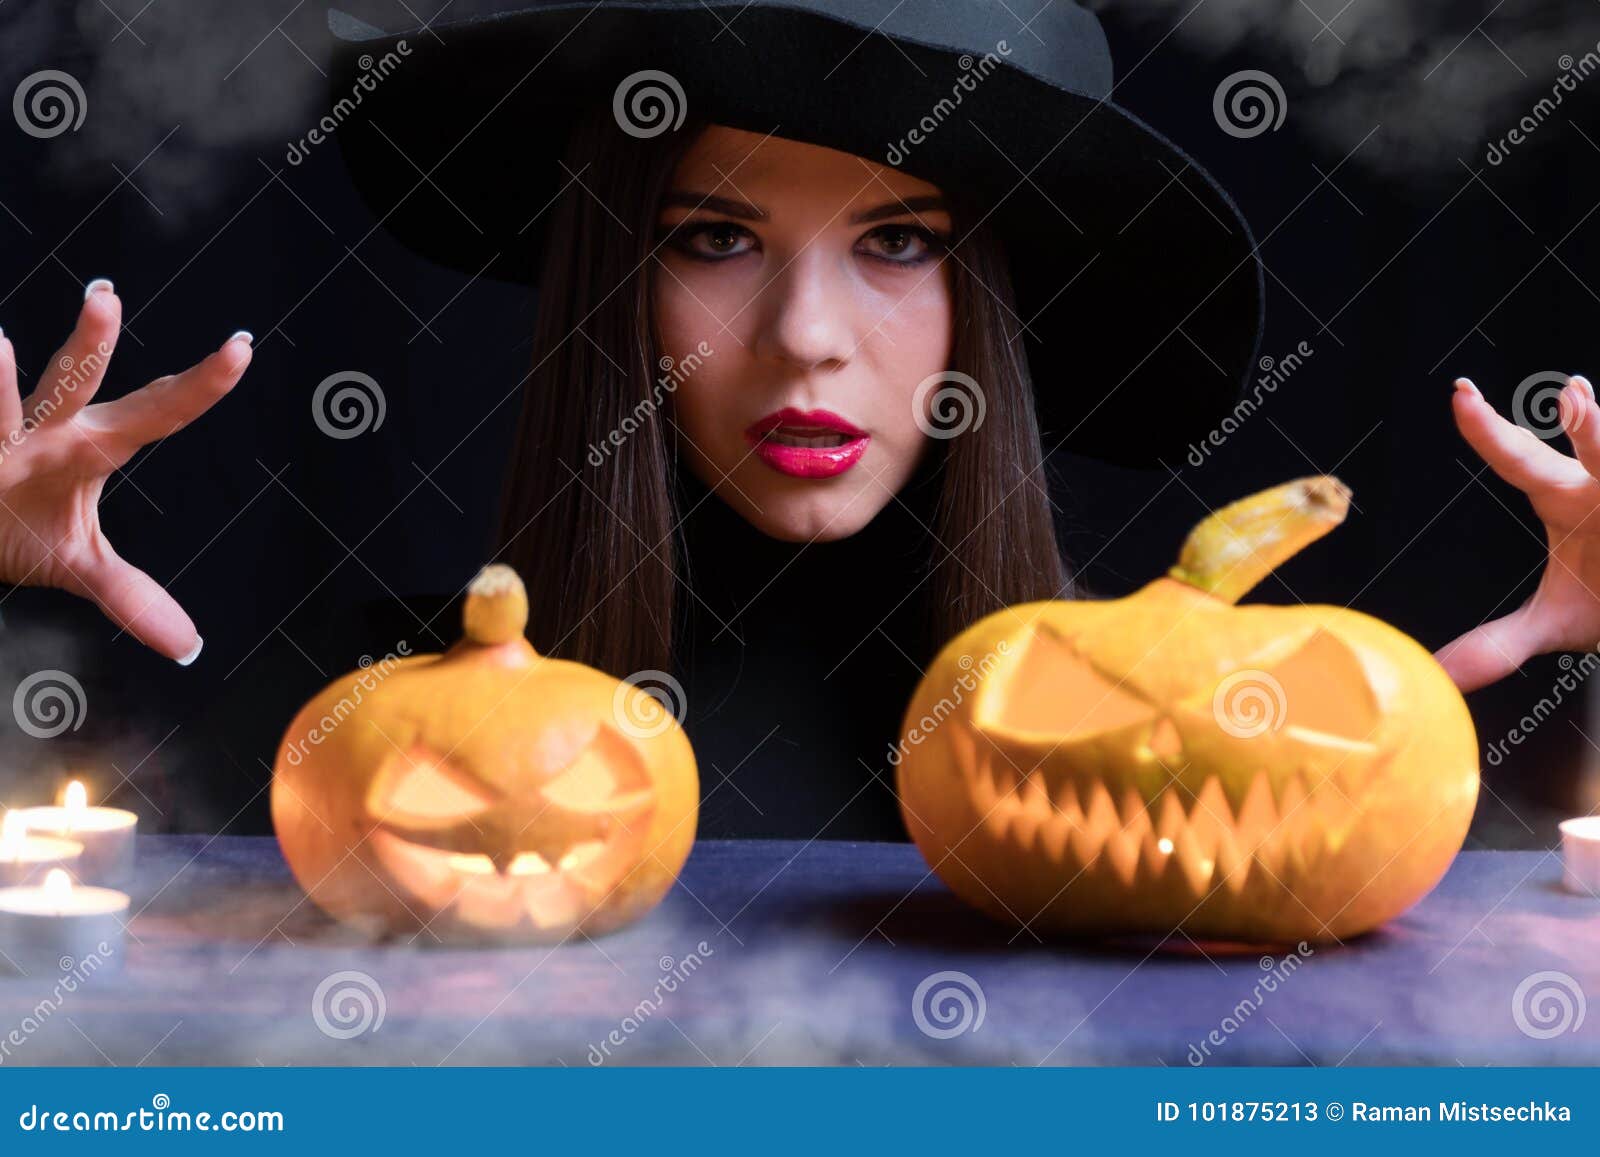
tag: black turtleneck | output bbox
[670,452,945,841]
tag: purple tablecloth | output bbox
[0,836,1596,1066]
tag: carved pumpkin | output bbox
[271,564,698,942]
[896,477,1478,944]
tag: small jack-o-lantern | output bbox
[271,564,698,942]
[896,477,1479,945]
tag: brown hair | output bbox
[497,105,1072,677]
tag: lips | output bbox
[744,407,870,479]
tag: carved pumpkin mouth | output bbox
[952,719,1383,898]
[369,828,650,932]
[363,723,659,934]
[955,621,1400,899]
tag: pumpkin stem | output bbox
[1167,476,1351,604]
[462,564,530,645]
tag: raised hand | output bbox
[0,280,251,663]
[1437,372,1600,692]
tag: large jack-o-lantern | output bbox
[271,564,698,942]
[896,478,1479,945]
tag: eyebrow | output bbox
[659,191,950,225]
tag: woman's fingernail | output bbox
[176,636,203,666]
[1573,374,1594,400]
[1566,391,1589,434]
[227,330,254,346]
[83,278,114,299]
[1455,377,1480,397]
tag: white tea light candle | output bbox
[13,781,136,886]
[0,868,127,976]
[1559,815,1600,896]
[0,811,83,886]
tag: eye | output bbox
[540,727,655,817]
[664,220,758,261]
[856,224,946,266]
[368,748,497,826]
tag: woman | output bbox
[0,0,1595,839]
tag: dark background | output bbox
[0,0,1596,847]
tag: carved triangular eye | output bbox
[540,726,655,818]
[1201,626,1381,743]
[976,625,1158,741]
[368,747,498,826]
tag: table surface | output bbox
[0,836,1595,1066]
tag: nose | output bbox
[751,247,855,373]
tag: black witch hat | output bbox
[326,0,1264,466]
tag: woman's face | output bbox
[652,125,955,542]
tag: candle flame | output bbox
[61,780,88,814]
[1561,815,1600,841]
[0,811,21,859]
[42,868,72,899]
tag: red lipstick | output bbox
[744,407,870,479]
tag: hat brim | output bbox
[326,3,1263,468]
